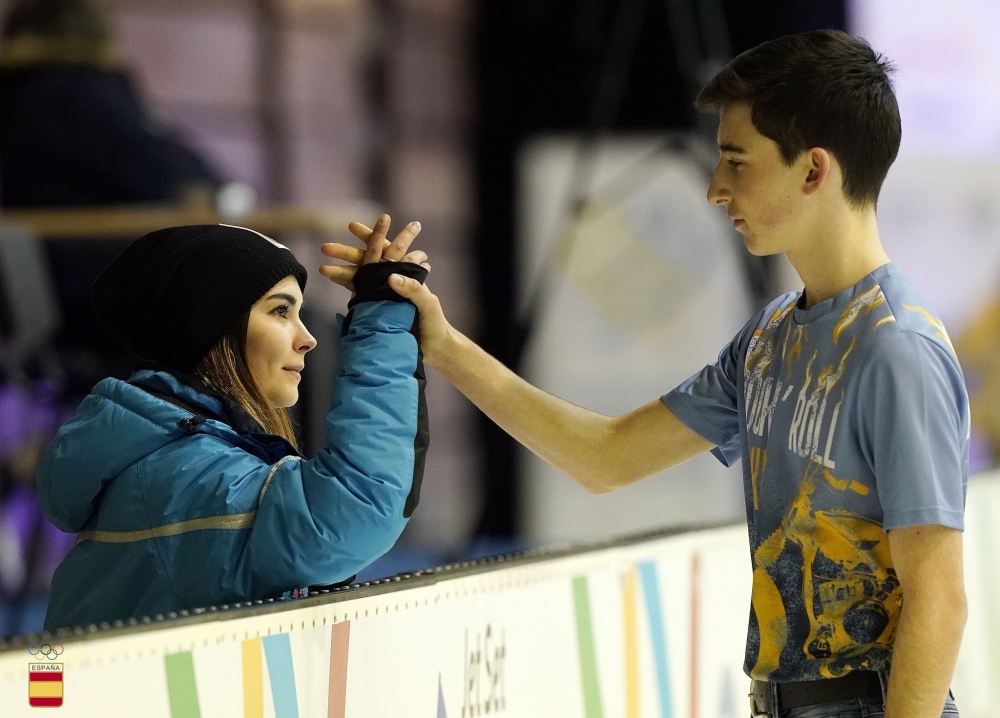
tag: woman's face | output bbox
[246,275,317,408]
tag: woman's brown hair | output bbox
[195,311,299,450]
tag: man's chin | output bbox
[742,234,780,258]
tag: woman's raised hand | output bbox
[319,214,430,293]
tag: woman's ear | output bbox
[803,147,832,196]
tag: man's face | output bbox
[706,103,813,257]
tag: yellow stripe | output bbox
[623,567,640,718]
[76,454,298,545]
[77,512,256,544]
[242,638,264,718]
[29,682,63,698]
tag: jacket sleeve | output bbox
[241,263,429,596]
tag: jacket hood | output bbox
[36,371,229,533]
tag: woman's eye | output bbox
[271,304,291,318]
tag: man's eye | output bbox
[271,304,290,318]
[728,159,743,169]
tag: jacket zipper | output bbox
[257,455,298,507]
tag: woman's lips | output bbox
[283,367,302,380]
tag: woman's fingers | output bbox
[363,214,391,265]
[349,219,422,262]
[383,221,422,261]
[401,250,428,265]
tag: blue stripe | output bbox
[262,634,299,718]
[639,561,674,718]
[437,673,448,718]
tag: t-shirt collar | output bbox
[792,262,898,324]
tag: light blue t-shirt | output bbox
[663,262,969,682]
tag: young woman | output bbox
[37,217,430,630]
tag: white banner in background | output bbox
[516,137,760,543]
[1,473,998,717]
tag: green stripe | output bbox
[165,651,202,718]
[572,576,604,718]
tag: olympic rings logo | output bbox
[27,644,64,660]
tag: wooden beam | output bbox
[1,202,381,239]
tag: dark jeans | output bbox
[779,694,960,717]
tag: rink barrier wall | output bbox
[1,472,998,717]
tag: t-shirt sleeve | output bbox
[661,328,746,468]
[857,331,969,531]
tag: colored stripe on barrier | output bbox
[690,553,700,718]
[328,621,351,718]
[262,634,299,718]
[639,561,674,718]
[572,575,604,718]
[437,672,448,718]
[623,567,640,718]
[165,651,202,718]
[978,498,1000,708]
[242,638,264,718]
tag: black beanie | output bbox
[92,224,308,371]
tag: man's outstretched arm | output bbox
[387,272,714,493]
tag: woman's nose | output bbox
[297,324,317,353]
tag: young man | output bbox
[331,30,968,718]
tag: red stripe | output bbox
[29,697,63,707]
[328,620,351,718]
[29,672,63,681]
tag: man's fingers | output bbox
[389,273,430,303]
[363,214,391,265]
[347,221,372,241]
[318,263,357,291]
[321,242,366,263]
[383,221,422,262]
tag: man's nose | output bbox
[707,169,729,206]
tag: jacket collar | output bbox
[128,369,299,459]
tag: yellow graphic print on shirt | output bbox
[746,285,904,680]
[749,458,902,679]
[666,264,967,682]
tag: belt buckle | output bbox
[749,681,774,718]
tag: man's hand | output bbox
[884,524,967,718]
[387,271,456,367]
[319,214,431,292]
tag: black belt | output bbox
[750,671,882,716]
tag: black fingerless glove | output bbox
[348,261,429,308]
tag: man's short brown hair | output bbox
[697,30,901,207]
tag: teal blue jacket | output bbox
[38,281,427,630]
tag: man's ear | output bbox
[802,147,831,196]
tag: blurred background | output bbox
[0,0,997,639]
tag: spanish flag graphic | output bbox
[29,663,63,707]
